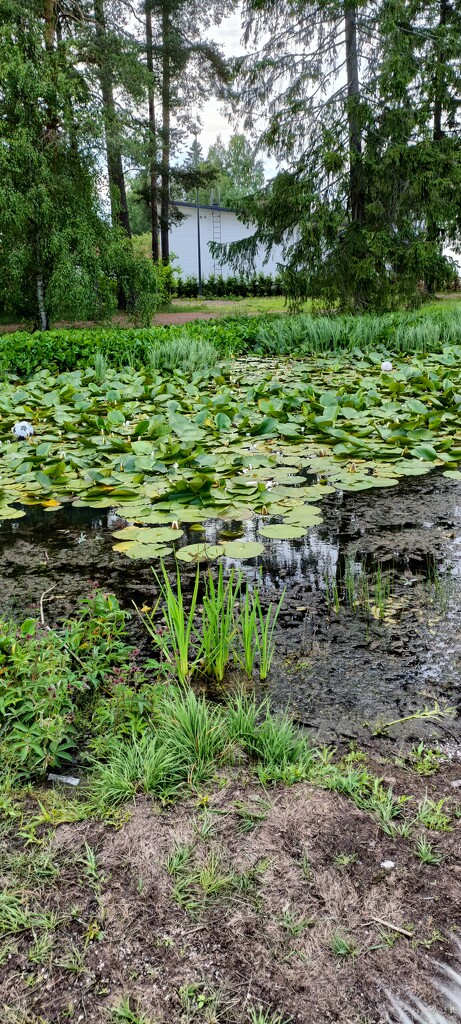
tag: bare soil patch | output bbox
[2,761,461,1024]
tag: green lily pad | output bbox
[259,524,307,540]
[283,506,324,526]
[0,506,26,519]
[176,543,223,563]
[112,526,183,543]
[113,542,173,559]
[220,541,264,559]
[443,470,461,480]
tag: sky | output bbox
[195,11,246,153]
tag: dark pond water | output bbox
[1,471,461,747]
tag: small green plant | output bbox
[234,797,271,832]
[325,572,340,613]
[280,907,314,936]
[329,931,357,956]
[333,852,358,868]
[77,841,100,887]
[301,852,312,881]
[414,836,442,865]
[110,997,155,1024]
[408,742,443,776]
[166,841,194,877]
[415,795,452,832]
[248,1007,290,1024]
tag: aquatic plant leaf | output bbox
[176,543,223,562]
[259,524,307,539]
[220,541,264,559]
[0,506,26,519]
[113,542,173,559]
[112,526,183,543]
[283,506,324,525]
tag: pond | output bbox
[2,467,460,748]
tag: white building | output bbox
[169,202,285,280]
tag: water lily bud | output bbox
[12,421,33,439]
[380,361,393,373]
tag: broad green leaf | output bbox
[176,543,223,562]
[259,524,307,539]
[219,541,264,559]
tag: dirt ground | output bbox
[2,755,461,1024]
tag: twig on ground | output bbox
[363,917,414,938]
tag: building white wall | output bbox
[169,203,285,280]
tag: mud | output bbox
[1,471,460,746]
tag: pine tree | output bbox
[220,0,460,309]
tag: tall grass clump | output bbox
[138,563,201,684]
[90,734,182,807]
[138,562,286,685]
[146,333,219,375]
[158,688,230,784]
[89,687,314,808]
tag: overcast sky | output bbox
[196,10,245,153]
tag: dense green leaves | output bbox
[2,345,461,558]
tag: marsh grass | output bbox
[139,563,201,685]
[202,566,241,681]
[326,559,393,621]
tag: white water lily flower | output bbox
[12,421,33,439]
[381,360,393,372]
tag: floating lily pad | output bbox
[113,542,173,559]
[112,526,183,543]
[220,540,264,559]
[0,506,26,519]
[443,470,461,480]
[283,506,324,526]
[176,543,223,563]
[259,524,307,540]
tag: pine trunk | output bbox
[146,6,160,262]
[93,0,131,239]
[345,3,364,225]
[160,0,170,263]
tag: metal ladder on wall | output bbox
[211,207,222,275]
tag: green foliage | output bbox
[0,593,138,779]
[175,271,283,299]
[0,1,158,328]
[225,0,461,310]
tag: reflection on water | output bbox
[1,470,461,740]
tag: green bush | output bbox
[0,593,141,779]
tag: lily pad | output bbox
[0,506,26,519]
[259,524,307,540]
[283,506,324,526]
[112,526,183,543]
[176,543,223,563]
[113,542,173,560]
[220,540,264,559]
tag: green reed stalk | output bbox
[137,562,201,685]
[238,589,258,677]
[254,589,286,681]
[202,565,241,682]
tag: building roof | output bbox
[172,200,235,214]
